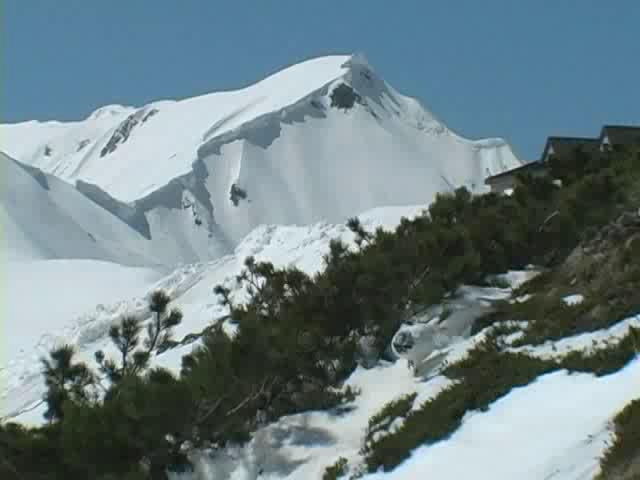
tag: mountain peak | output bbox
[2,54,521,251]
[342,51,372,70]
[86,104,135,121]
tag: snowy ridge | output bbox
[2,54,522,263]
[0,56,354,200]
[0,105,135,174]
[1,151,157,266]
[129,53,521,256]
[2,150,226,266]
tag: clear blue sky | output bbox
[3,1,639,160]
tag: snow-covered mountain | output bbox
[15,54,631,480]
[1,54,522,264]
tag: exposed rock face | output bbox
[142,108,159,123]
[100,108,159,157]
[229,184,248,206]
[77,139,91,151]
[100,113,140,157]
[330,83,362,111]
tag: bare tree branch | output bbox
[225,377,276,418]
[538,210,560,232]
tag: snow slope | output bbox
[365,359,640,480]
[1,151,157,266]
[161,312,640,480]
[1,259,163,424]
[1,54,522,263]
[2,199,638,479]
[0,151,174,419]
[1,150,234,266]
[0,204,426,425]
[167,312,640,480]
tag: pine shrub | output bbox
[597,399,640,479]
[323,457,348,480]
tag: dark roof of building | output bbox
[599,125,640,146]
[484,160,548,184]
[486,124,640,188]
[540,136,600,161]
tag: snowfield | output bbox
[2,259,163,425]
[6,260,161,362]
